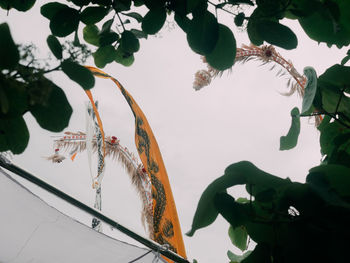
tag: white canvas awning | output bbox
[0,166,167,263]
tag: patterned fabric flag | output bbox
[85,66,187,261]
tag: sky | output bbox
[1,1,348,263]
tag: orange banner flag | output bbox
[85,66,187,261]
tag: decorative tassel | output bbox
[45,148,66,163]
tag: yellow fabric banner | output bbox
[85,66,187,261]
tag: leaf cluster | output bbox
[188,161,350,263]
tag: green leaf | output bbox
[99,31,119,46]
[70,0,91,6]
[228,0,253,6]
[40,2,68,20]
[50,7,80,37]
[0,23,19,69]
[318,64,350,88]
[113,0,131,12]
[91,0,112,5]
[341,56,350,66]
[241,243,271,263]
[174,13,190,33]
[93,45,117,68]
[29,78,72,132]
[122,12,143,23]
[280,107,300,150]
[114,46,135,66]
[11,0,36,11]
[0,78,27,117]
[228,225,248,251]
[187,11,219,55]
[141,7,166,35]
[227,250,252,263]
[214,193,250,228]
[234,13,245,27]
[120,30,140,53]
[0,116,29,154]
[205,24,236,71]
[256,20,297,50]
[61,60,95,90]
[46,35,62,60]
[299,6,350,48]
[309,164,350,198]
[0,88,9,114]
[319,121,345,156]
[100,19,114,34]
[187,161,287,236]
[301,67,317,114]
[83,25,100,46]
[80,6,108,25]
[130,29,148,39]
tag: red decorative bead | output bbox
[142,167,147,173]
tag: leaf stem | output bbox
[116,12,126,31]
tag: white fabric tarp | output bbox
[0,167,165,263]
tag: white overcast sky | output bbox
[1,1,348,263]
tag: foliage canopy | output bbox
[1,0,350,262]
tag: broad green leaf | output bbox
[0,23,19,69]
[93,45,117,68]
[130,29,148,39]
[320,87,350,117]
[50,7,80,37]
[120,30,140,53]
[100,19,114,34]
[29,78,72,132]
[187,0,207,14]
[214,193,250,228]
[99,31,119,46]
[187,161,286,236]
[174,13,190,33]
[141,8,166,35]
[234,13,245,27]
[40,2,68,20]
[319,120,345,156]
[0,77,27,117]
[205,24,236,70]
[187,11,219,55]
[11,0,36,11]
[0,116,29,154]
[301,67,317,114]
[0,88,9,114]
[318,64,350,88]
[246,8,264,46]
[241,243,271,263]
[114,46,134,66]
[256,20,297,50]
[83,25,100,46]
[299,7,350,48]
[113,0,131,12]
[133,0,143,7]
[228,225,248,251]
[227,250,252,263]
[280,107,300,150]
[46,35,62,60]
[91,0,112,5]
[70,0,91,6]
[144,0,166,10]
[309,164,350,197]
[122,12,143,23]
[61,60,95,90]
[80,6,108,25]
